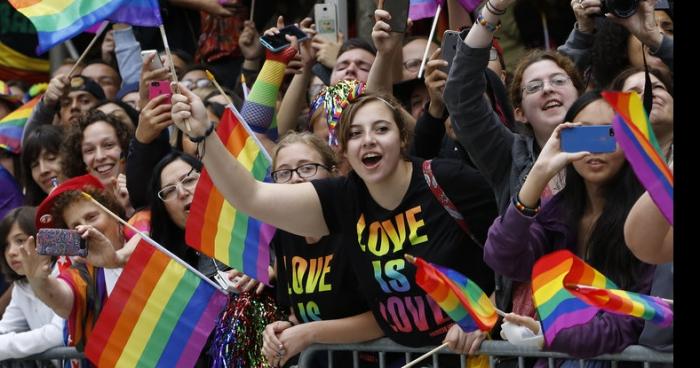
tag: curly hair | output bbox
[49,187,125,229]
[591,21,631,90]
[0,206,36,283]
[61,110,133,179]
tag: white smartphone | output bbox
[325,0,348,41]
[140,49,164,70]
[315,3,338,41]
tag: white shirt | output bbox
[0,281,65,360]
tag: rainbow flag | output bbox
[531,250,602,345]
[85,240,228,368]
[602,91,673,225]
[409,0,443,20]
[411,255,497,332]
[566,284,673,327]
[0,94,41,154]
[186,106,274,285]
[8,0,162,54]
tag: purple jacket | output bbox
[484,196,654,362]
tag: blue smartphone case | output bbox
[560,125,616,153]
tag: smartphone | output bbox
[140,49,164,70]
[380,0,410,33]
[441,30,461,74]
[315,3,338,41]
[36,228,88,257]
[259,24,310,53]
[149,80,172,106]
[560,125,617,153]
[325,0,348,41]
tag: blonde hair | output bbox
[272,131,338,170]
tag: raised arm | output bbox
[171,85,329,238]
[624,190,673,264]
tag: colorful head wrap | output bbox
[309,79,366,146]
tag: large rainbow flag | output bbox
[533,250,673,345]
[186,106,274,285]
[602,91,673,225]
[0,94,41,154]
[8,0,162,54]
[85,240,228,368]
[409,255,498,332]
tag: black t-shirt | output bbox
[311,157,498,347]
[272,231,369,323]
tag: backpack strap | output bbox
[422,160,484,248]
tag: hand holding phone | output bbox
[441,30,461,74]
[560,125,617,153]
[140,49,164,70]
[149,80,172,106]
[36,228,88,257]
[379,0,410,33]
[259,24,310,52]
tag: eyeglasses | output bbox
[181,78,212,90]
[403,58,422,72]
[522,74,571,95]
[157,173,200,201]
[271,163,330,183]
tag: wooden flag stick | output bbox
[206,70,234,106]
[250,0,256,22]
[67,23,108,78]
[159,24,191,132]
[417,4,441,79]
[401,342,449,368]
[80,192,224,292]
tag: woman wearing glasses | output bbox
[443,0,584,328]
[262,132,382,368]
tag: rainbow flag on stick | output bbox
[602,91,673,225]
[532,250,673,345]
[409,0,443,20]
[9,0,162,54]
[0,94,41,154]
[85,240,228,368]
[186,106,274,285]
[407,255,499,332]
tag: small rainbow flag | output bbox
[602,91,673,225]
[409,255,498,332]
[566,284,673,327]
[85,240,228,368]
[186,106,274,285]
[8,0,162,54]
[531,250,602,345]
[0,94,41,154]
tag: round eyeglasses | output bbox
[522,74,571,95]
[271,163,330,183]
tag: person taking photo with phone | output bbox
[482,91,655,365]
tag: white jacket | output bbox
[0,281,65,361]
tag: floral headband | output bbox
[309,79,366,146]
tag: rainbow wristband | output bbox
[477,12,502,33]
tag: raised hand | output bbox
[372,9,404,55]
[136,94,173,144]
[424,48,449,117]
[239,20,264,61]
[570,0,602,33]
[45,74,71,107]
[170,83,209,137]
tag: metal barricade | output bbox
[296,338,673,368]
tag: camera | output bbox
[600,0,639,18]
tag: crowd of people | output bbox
[0,0,673,367]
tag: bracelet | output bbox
[477,12,502,33]
[485,0,506,16]
[513,195,540,217]
[187,122,215,143]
